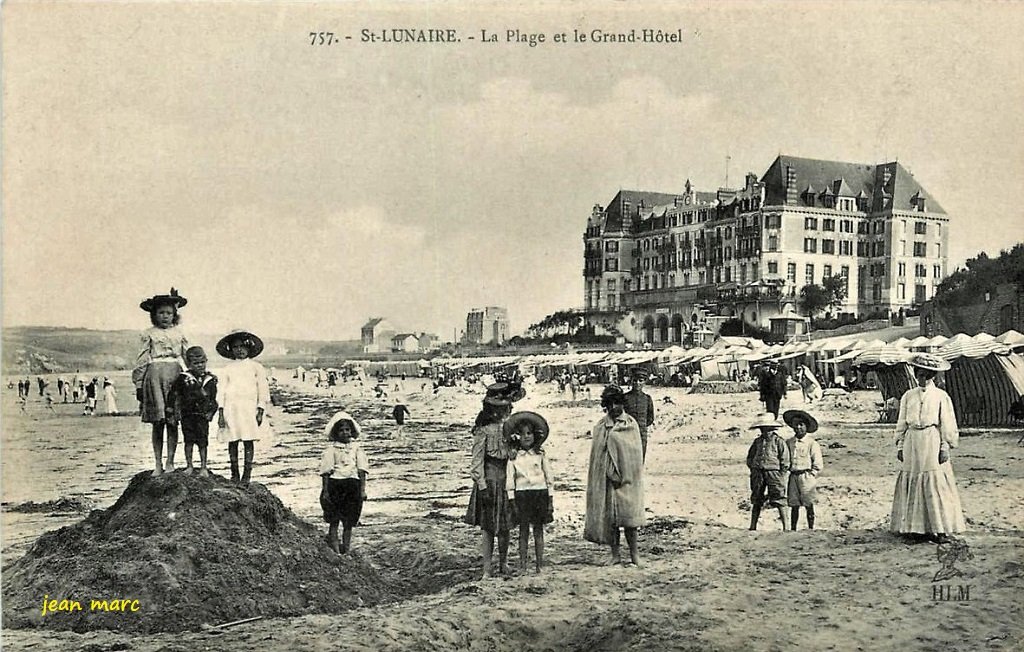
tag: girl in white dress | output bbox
[103,378,118,415]
[890,353,966,542]
[216,329,270,486]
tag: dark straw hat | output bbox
[216,329,265,359]
[600,385,626,406]
[503,411,550,448]
[140,287,187,312]
[483,381,526,406]
[782,409,819,433]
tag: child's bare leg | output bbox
[228,441,240,481]
[625,527,641,567]
[518,522,530,569]
[327,521,340,554]
[790,506,800,531]
[534,526,545,573]
[165,424,178,471]
[610,528,622,564]
[184,442,195,473]
[806,506,815,530]
[481,531,494,578]
[341,525,353,553]
[777,506,789,531]
[497,530,510,575]
[151,423,165,474]
[197,445,209,476]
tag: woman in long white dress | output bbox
[103,378,118,415]
[890,353,966,542]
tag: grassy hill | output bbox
[1,327,362,375]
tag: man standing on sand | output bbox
[758,360,788,419]
[623,376,655,461]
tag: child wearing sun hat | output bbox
[505,411,554,574]
[216,329,270,486]
[745,413,791,531]
[319,410,369,554]
[783,409,823,530]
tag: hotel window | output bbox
[725,226,733,239]
[606,240,619,253]
[740,265,747,283]
[768,260,779,274]
[898,262,906,276]
[857,197,868,212]
[873,284,882,302]
[765,214,782,229]
[607,279,617,292]
[823,218,835,231]
[768,234,779,252]
[936,223,942,236]
[605,259,618,272]
[898,283,906,300]
[913,241,926,257]
[823,264,832,279]
[804,238,818,253]
[839,240,852,256]
[805,217,818,230]
[858,222,869,234]
[822,239,835,254]
[840,266,850,292]
[873,242,885,256]
[935,243,942,257]
[933,265,942,278]
[914,221,927,235]
[714,269,721,284]
[725,268,732,282]
[841,219,853,233]
[725,246,732,260]
[857,241,868,256]
[607,294,616,308]
[683,272,690,286]
[915,284,926,303]
[699,271,706,284]
[669,273,675,287]
[915,264,927,277]
[805,264,815,285]
[752,262,759,279]
[787,262,797,283]
[900,240,906,256]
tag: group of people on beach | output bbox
[134,288,270,482]
[131,286,967,571]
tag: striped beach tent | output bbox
[937,337,1024,426]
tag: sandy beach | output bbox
[2,373,1023,651]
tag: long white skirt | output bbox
[889,426,966,534]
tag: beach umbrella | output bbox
[937,338,1011,360]
[908,335,931,349]
[995,329,1024,349]
[926,335,949,348]
[889,337,912,348]
[973,332,995,342]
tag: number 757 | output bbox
[309,32,334,45]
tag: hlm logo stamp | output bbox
[931,536,973,601]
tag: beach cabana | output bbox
[937,338,1024,426]
[995,329,1024,350]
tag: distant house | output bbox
[361,318,397,353]
[418,332,440,351]
[391,333,419,353]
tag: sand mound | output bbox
[2,471,394,633]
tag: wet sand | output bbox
[2,373,1023,650]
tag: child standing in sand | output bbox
[167,346,219,477]
[745,413,791,531]
[505,411,554,574]
[134,288,189,474]
[782,409,823,530]
[319,411,369,554]
[216,329,270,486]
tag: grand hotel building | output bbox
[583,155,950,343]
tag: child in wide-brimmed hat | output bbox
[745,413,792,531]
[783,409,823,530]
[505,411,554,574]
[319,411,369,554]
[216,329,271,486]
[464,380,525,578]
[133,288,190,475]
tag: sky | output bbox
[3,1,1023,341]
